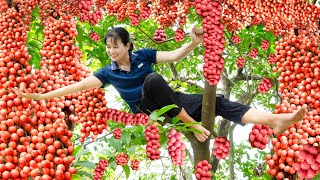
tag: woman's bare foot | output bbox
[272,107,307,134]
[191,124,210,142]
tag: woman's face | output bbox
[106,38,130,62]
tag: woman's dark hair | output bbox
[104,27,134,51]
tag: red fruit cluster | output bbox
[0,9,83,180]
[88,10,103,25]
[115,153,129,166]
[113,127,122,139]
[78,0,103,26]
[293,144,320,179]
[222,0,319,38]
[249,125,273,150]
[139,2,150,20]
[174,28,185,42]
[39,14,109,145]
[144,124,161,160]
[93,159,108,180]
[79,0,93,14]
[153,27,167,42]
[258,78,272,94]
[90,32,100,42]
[95,0,108,9]
[212,137,230,160]
[0,0,8,13]
[261,39,269,50]
[129,13,140,26]
[231,36,241,44]
[105,0,191,27]
[130,159,140,170]
[248,48,258,58]
[195,160,212,180]
[236,57,245,68]
[196,0,225,85]
[167,129,186,166]
[268,54,276,64]
[105,109,149,126]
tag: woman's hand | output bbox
[190,26,203,45]
[13,87,43,100]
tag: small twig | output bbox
[135,25,185,44]
[114,170,123,180]
[83,132,113,148]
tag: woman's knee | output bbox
[144,72,165,86]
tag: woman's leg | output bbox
[215,95,307,134]
[139,73,210,142]
[241,107,307,134]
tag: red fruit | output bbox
[174,28,185,42]
[231,36,241,44]
[130,159,140,170]
[212,137,230,159]
[113,128,122,139]
[236,57,245,68]
[261,40,269,50]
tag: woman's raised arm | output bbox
[14,76,103,100]
[156,26,203,63]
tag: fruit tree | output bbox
[0,0,319,179]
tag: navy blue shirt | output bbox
[93,48,157,113]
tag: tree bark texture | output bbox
[192,81,216,164]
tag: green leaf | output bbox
[93,26,104,37]
[72,174,79,180]
[121,131,131,146]
[28,39,42,49]
[156,116,165,122]
[74,161,96,169]
[127,145,138,154]
[156,104,177,117]
[109,161,117,169]
[122,165,131,178]
[76,24,84,48]
[159,132,167,146]
[172,117,180,124]
[73,145,83,156]
[77,170,93,178]
[35,24,44,36]
[108,137,122,152]
[149,111,157,121]
[133,126,143,137]
[176,63,182,72]
[75,149,90,161]
[98,149,115,158]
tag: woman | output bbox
[14,27,306,142]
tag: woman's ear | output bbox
[127,42,134,51]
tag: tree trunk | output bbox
[229,123,237,180]
[191,80,216,164]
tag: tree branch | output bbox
[169,63,178,78]
[229,123,237,180]
[83,132,113,148]
[237,87,259,105]
[232,69,263,82]
[135,25,178,44]
[168,63,203,89]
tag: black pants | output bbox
[137,73,251,125]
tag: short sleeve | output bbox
[135,48,157,64]
[93,67,110,88]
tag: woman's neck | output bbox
[116,53,130,69]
